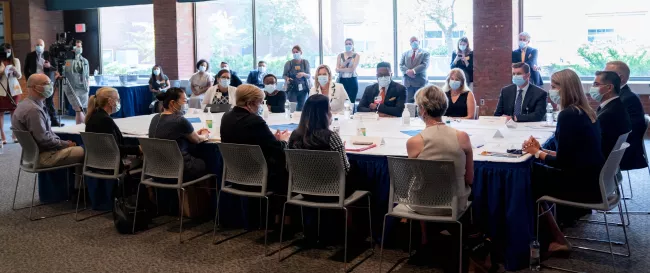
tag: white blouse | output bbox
[309,82,349,113]
[202,85,237,109]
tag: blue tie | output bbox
[514,90,523,118]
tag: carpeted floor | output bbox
[1,114,649,273]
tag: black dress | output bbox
[445,91,469,118]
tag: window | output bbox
[195,0,253,76]
[321,0,394,78]
[255,0,319,78]
[523,0,650,77]
[99,4,154,76]
[396,0,473,78]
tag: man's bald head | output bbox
[27,74,50,98]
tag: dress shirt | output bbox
[36,52,44,74]
[11,97,67,151]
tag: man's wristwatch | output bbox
[534,150,543,159]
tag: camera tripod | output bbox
[55,75,85,124]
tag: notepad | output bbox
[401,130,422,136]
[269,123,299,131]
[186,117,202,123]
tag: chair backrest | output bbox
[474,105,480,119]
[217,143,268,194]
[599,142,629,209]
[139,138,184,185]
[80,132,122,176]
[405,103,417,117]
[614,131,631,151]
[387,157,460,218]
[12,130,41,169]
[285,149,346,204]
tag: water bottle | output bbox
[545,103,554,125]
[530,240,541,271]
[344,99,352,120]
[402,107,411,126]
[284,100,291,119]
[332,118,340,135]
[356,116,366,136]
[262,100,269,119]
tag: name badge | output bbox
[216,92,222,99]
[298,84,303,91]
[295,66,301,71]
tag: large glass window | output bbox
[255,0,319,78]
[396,0,473,78]
[523,0,650,78]
[99,4,154,76]
[322,0,394,78]
[195,0,253,76]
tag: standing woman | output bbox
[0,43,22,143]
[336,38,360,102]
[450,37,473,86]
[443,68,476,119]
[310,64,349,114]
[63,40,89,124]
[283,45,311,111]
[188,59,214,109]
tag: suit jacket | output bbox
[597,97,632,159]
[246,70,265,88]
[24,51,54,80]
[357,81,406,117]
[618,85,647,170]
[494,83,547,122]
[85,108,140,159]
[399,49,430,88]
[214,70,242,87]
[512,47,543,86]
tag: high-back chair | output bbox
[381,157,469,273]
[133,138,215,243]
[11,130,82,221]
[280,149,373,271]
[214,143,272,255]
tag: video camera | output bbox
[48,32,76,73]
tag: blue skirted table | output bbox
[65,85,152,118]
[38,133,535,271]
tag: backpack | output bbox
[112,176,152,234]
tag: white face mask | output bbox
[153,69,160,76]
[258,66,267,74]
[35,46,44,53]
[198,66,206,72]
[219,79,231,88]
[222,66,229,71]
[5,51,11,58]
[317,75,329,86]
[264,84,276,93]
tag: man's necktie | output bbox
[514,90,523,117]
[411,51,416,62]
[380,88,386,104]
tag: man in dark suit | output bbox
[217,61,243,87]
[591,71,631,158]
[494,62,548,122]
[246,60,267,88]
[358,62,406,117]
[512,32,543,87]
[23,39,61,126]
[605,61,647,170]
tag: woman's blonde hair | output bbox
[442,68,471,93]
[551,69,597,123]
[313,64,332,91]
[235,84,264,107]
[85,87,118,123]
[415,85,448,118]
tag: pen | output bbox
[476,144,484,148]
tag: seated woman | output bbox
[149,65,170,113]
[523,68,605,253]
[263,74,287,113]
[85,87,142,170]
[188,59,214,109]
[148,88,210,181]
[201,69,237,110]
[443,68,476,119]
[309,65,349,114]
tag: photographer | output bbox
[282,45,311,111]
[61,40,89,124]
[25,39,61,127]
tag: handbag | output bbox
[0,76,17,106]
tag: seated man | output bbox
[494,62,547,122]
[590,71,631,158]
[605,61,647,170]
[357,62,406,117]
[11,74,84,178]
[246,60,267,88]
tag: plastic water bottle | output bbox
[356,116,366,136]
[332,118,340,135]
[262,100,269,119]
[530,240,541,271]
[545,103,554,125]
[284,100,291,119]
[344,99,352,120]
[402,107,411,126]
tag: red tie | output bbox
[411,50,416,62]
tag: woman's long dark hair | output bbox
[150,65,166,82]
[290,94,332,150]
[156,87,184,110]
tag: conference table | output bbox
[64,84,153,118]
[44,112,555,271]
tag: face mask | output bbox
[222,66,229,71]
[264,84,276,93]
[257,104,264,116]
[293,53,301,60]
[39,84,54,98]
[198,66,206,72]
[459,45,467,51]
[589,86,610,102]
[317,75,329,86]
[548,89,561,105]
[5,51,11,58]
[35,46,44,53]
[345,45,353,52]
[411,41,419,50]
[378,76,391,88]
[219,79,231,88]
[449,80,461,90]
[512,75,526,86]
[258,66,267,74]
[153,69,160,76]
[519,41,527,49]
[181,102,189,115]
[113,100,122,114]
[75,47,82,55]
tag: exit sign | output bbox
[75,24,86,33]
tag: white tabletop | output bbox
[53,111,556,163]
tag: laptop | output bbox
[204,104,232,113]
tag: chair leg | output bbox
[179,188,185,244]
[343,207,349,272]
[259,196,263,230]
[74,175,85,221]
[278,202,288,261]
[536,202,540,245]
[626,170,633,199]
[408,219,413,257]
[317,208,321,239]
[264,196,270,256]
[367,195,374,251]
[300,206,305,235]
[212,190,221,242]
[618,204,631,257]
[29,174,38,221]
[379,214,388,273]
[12,168,22,210]
[132,184,142,234]
[458,221,463,273]
[603,212,616,269]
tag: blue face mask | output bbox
[345,45,353,52]
[519,41,527,49]
[293,53,301,60]
[411,41,419,50]
[257,104,264,116]
[589,86,610,102]
[548,89,561,105]
[512,75,526,86]
[449,80,461,90]
[317,75,329,86]
[459,45,467,51]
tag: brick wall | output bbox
[28,0,63,50]
[153,0,195,80]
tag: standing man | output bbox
[24,39,61,127]
[246,61,267,88]
[218,61,242,87]
[399,36,430,103]
[512,32,543,87]
[494,62,547,122]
